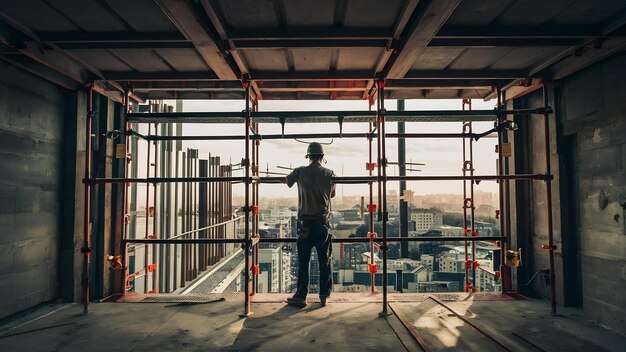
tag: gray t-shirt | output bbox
[286,162,336,218]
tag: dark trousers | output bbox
[295,220,332,299]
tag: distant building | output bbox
[410,209,443,232]
[440,253,465,273]
[258,246,292,293]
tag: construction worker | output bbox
[283,142,336,307]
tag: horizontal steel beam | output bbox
[385,79,505,89]
[101,71,218,81]
[131,80,243,91]
[435,25,606,39]
[126,108,547,123]
[251,70,375,81]
[429,38,584,47]
[97,70,527,82]
[134,132,492,141]
[36,31,186,42]
[124,236,505,244]
[405,70,528,79]
[54,41,195,50]
[233,39,389,48]
[89,173,550,184]
[226,26,393,40]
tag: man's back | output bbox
[286,162,336,218]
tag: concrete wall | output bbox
[557,53,626,334]
[516,53,626,335]
[0,61,68,319]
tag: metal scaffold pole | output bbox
[367,101,376,294]
[398,100,408,259]
[122,88,133,296]
[143,124,152,293]
[82,83,94,314]
[242,79,252,317]
[543,85,557,315]
[377,79,391,317]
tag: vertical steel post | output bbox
[144,124,152,293]
[82,83,94,314]
[122,89,132,296]
[152,121,159,292]
[462,100,471,291]
[368,103,375,294]
[543,85,557,315]
[242,80,252,316]
[496,88,507,294]
[397,100,408,259]
[378,80,390,316]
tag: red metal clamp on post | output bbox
[253,265,260,276]
[147,264,157,273]
[367,203,377,212]
[465,283,478,292]
[465,260,480,270]
[366,162,376,171]
[495,209,500,219]
[367,232,378,239]
[368,264,378,274]
[251,205,259,215]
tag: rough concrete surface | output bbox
[2,297,626,352]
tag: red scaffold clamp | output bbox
[542,244,557,250]
[253,265,260,276]
[495,209,500,219]
[367,232,378,239]
[366,162,376,171]
[367,204,377,213]
[465,283,478,292]
[251,205,259,215]
[465,260,480,270]
[147,264,157,273]
[368,264,378,274]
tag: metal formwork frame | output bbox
[82,84,558,316]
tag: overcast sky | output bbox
[142,98,501,199]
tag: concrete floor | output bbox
[1,294,625,351]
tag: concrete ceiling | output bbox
[0,0,625,102]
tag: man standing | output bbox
[284,142,336,307]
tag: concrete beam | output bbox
[385,0,462,79]
[154,0,237,80]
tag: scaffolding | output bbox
[82,80,557,316]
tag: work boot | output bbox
[286,296,307,308]
[320,297,327,307]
